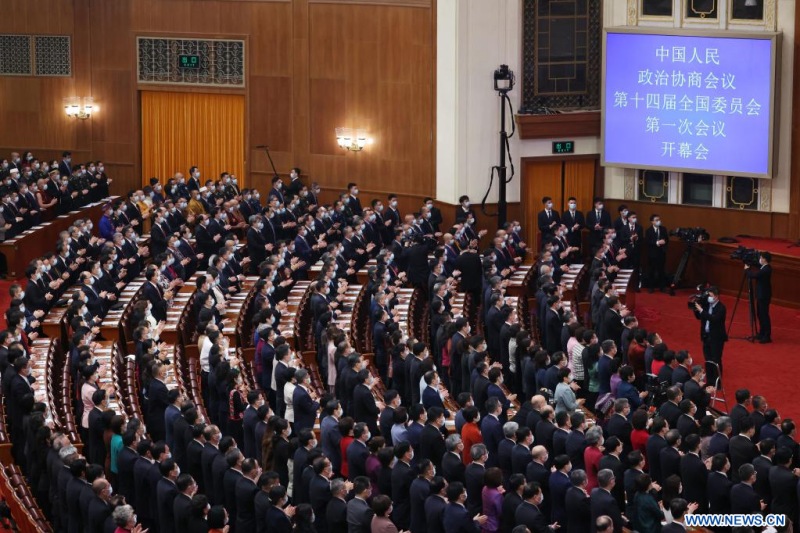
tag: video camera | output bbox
[670,227,710,243]
[730,245,761,267]
[687,282,713,310]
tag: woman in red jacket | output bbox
[460,405,483,464]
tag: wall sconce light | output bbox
[335,127,370,152]
[64,97,96,120]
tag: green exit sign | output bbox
[178,54,201,69]
[552,141,575,154]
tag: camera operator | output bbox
[692,286,728,387]
[745,251,772,344]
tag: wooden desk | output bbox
[0,197,116,278]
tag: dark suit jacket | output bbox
[549,470,571,525]
[326,496,348,533]
[730,482,761,514]
[565,486,591,533]
[516,500,554,533]
[173,492,193,533]
[309,474,333,533]
[156,478,179,533]
[346,440,369,480]
[420,424,446,471]
[707,470,733,514]
[747,264,772,302]
[694,301,728,345]
[753,455,772,504]
[512,443,533,476]
[464,463,486,516]
[538,209,561,239]
[147,378,169,442]
[142,281,168,322]
[352,383,380,436]
[410,477,431,533]
[235,475,259,533]
[392,462,414,528]
[680,452,708,511]
[293,385,320,432]
[660,446,682,482]
[769,464,797,520]
[86,496,111,533]
[585,209,612,248]
[604,414,632,457]
[425,494,448,533]
[646,434,668,484]
[729,435,758,481]
[442,451,465,483]
[561,210,585,247]
[443,502,481,533]
[590,488,623,533]
[707,432,730,457]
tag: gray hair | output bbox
[470,444,487,461]
[613,398,629,413]
[445,434,462,452]
[597,468,615,488]
[503,421,519,438]
[716,416,731,433]
[112,504,135,527]
[570,469,587,486]
[585,426,604,446]
[330,478,346,496]
[59,445,77,460]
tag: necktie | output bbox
[596,211,600,222]
[656,228,659,239]
[547,210,551,219]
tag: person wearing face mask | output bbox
[455,195,474,224]
[693,286,728,387]
[186,167,201,192]
[645,214,669,293]
[345,182,363,216]
[613,204,630,234]
[124,190,144,233]
[538,196,562,244]
[617,210,643,271]
[561,196,585,249]
[285,167,303,198]
[268,175,285,205]
[586,197,612,253]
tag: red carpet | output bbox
[635,289,800,422]
[727,235,800,258]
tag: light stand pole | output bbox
[493,65,515,228]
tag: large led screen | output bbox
[602,30,779,178]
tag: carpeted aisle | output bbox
[634,289,800,422]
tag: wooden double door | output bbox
[521,155,600,252]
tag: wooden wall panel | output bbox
[0,0,435,204]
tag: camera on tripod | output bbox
[687,282,713,310]
[730,245,761,267]
[670,227,710,243]
[645,374,670,407]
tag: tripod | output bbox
[727,269,758,342]
[256,145,280,181]
[668,241,697,296]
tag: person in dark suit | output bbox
[147,363,170,443]
[420,408,447,471]
[265,486,293,532]
[186,426,205,492]
[752,439,774,506]
[442,437,466,484]
[222,449,245,529]
[392,443,415,530]
[308,458,334,533]
[590,469,625,533]
[549,456,572,526]
[618,211,643,270]
[729,418,759,482]
[730,464,763,515]
[538,196,561,243]
[644,214,669,293]
[87,389,108,467]
[562,198,585,250]
[351,370,381,437]
[512,427,534,476]
[768,447,797,523]
[564,469,591,533]
[425,476,448,533]
[661,499,692,533]
[326,477,349,533]
[693,286,727,387]
[645,418,669,484]
[156,459,180,533]
[443,482,486,533]
[707,454,733,515]
[347,424,371,481]
[293,370,321,433]
[585,198,612,253]
[410,460,433,533]
[746,251,772,343]
[116,432,140,506]
[680,434,709,513]
[659,430,683,482]
[86,478,113,533]
[235,459,260,533]
[142,267,170,322]
[464,448,488,516]
[481,402,504,468]
[516,481,557,533]
[544,296,563,355]
[598,438,626,510]
[173,474,196,533]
